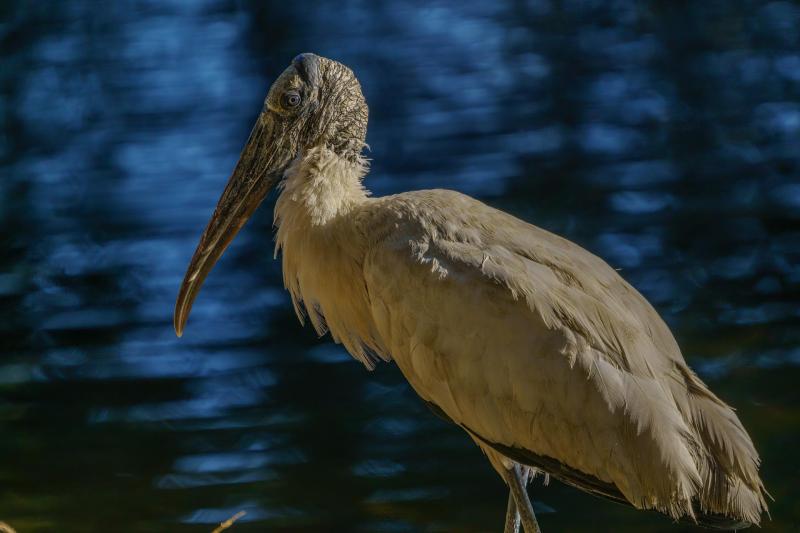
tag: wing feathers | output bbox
[360,189,768,525]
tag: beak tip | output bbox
[174,316,185,338]
[174,312,186,338]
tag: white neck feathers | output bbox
[275,145,369,228]
[272,145,386,369]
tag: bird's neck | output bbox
[275,145,369,228]
[273,146,386,368]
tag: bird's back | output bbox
[356,189,768,527]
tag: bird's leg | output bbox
[503,465,531,533]
[503,484,521,533]
[502,464,541,533]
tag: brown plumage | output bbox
[175,53,768,531]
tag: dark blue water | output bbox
[1,1,798,531]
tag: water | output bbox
[1,1,798,531]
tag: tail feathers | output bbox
[676,366,769,526]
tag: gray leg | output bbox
[504,465,531,533]
[503,490,520,533]
[503,464,541,533]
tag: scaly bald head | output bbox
[267,53,368,163]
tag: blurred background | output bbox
[1,0,798,531]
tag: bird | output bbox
[174,53,768,532]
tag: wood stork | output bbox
[174,53,768,532]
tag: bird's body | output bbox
[175,53,768,531]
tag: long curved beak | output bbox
[174,113,283,337]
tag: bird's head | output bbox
[174,53,367,336]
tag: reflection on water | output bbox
[1,1,798,531]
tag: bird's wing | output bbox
[358,189,766,525]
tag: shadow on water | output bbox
[0,1,798,531]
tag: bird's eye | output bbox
[283,91,302,108]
